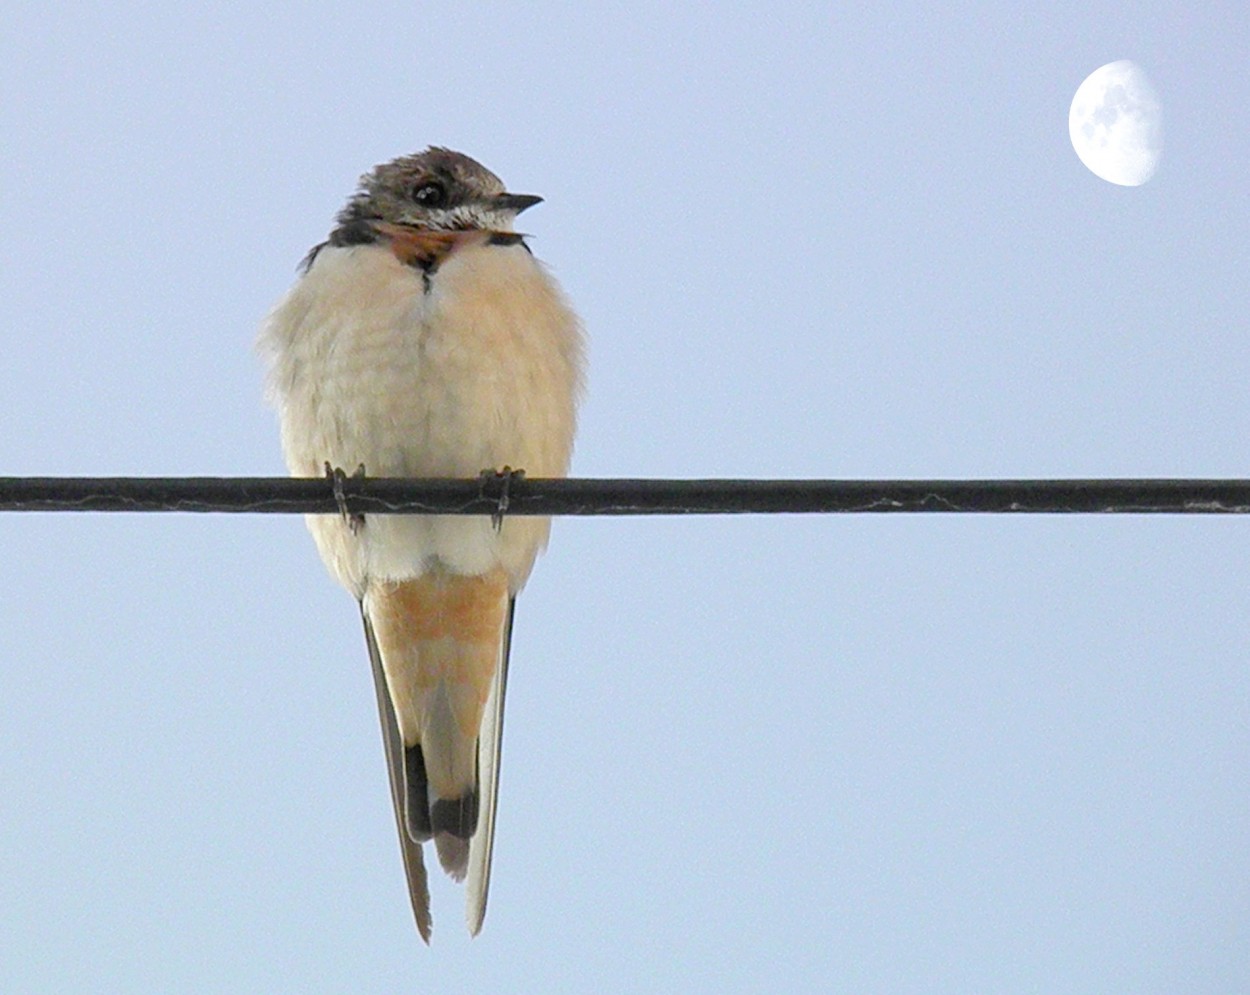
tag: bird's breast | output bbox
[265,240,581,479]
[260,237,584,588]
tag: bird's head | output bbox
[339,147,542,233]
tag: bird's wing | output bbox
[360,604,433,943]
[465,596,516,935]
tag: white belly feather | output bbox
[259,241,584,594]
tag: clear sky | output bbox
[1,3,1247,992]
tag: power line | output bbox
[2,476,1250,515]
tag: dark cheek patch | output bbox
[485,231,532,253]
[329,219,382,247]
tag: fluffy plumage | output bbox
[260,148,584,939]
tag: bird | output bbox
[258,147,585,940]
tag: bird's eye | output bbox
[411,181,447,208]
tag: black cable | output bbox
[2,476,1249,515]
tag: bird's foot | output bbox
[325,462,367,534]
[479,466,525,531]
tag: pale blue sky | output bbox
[1,3,1247,992]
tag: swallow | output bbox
[259,147,585,940]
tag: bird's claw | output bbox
[326,462,367,534]
[479,467,525,531]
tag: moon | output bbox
[1068,60,1163,186]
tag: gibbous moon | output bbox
[1068,60,1163,186]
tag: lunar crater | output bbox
[1068,60,1163,187]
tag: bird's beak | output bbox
[492,192,543,214]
